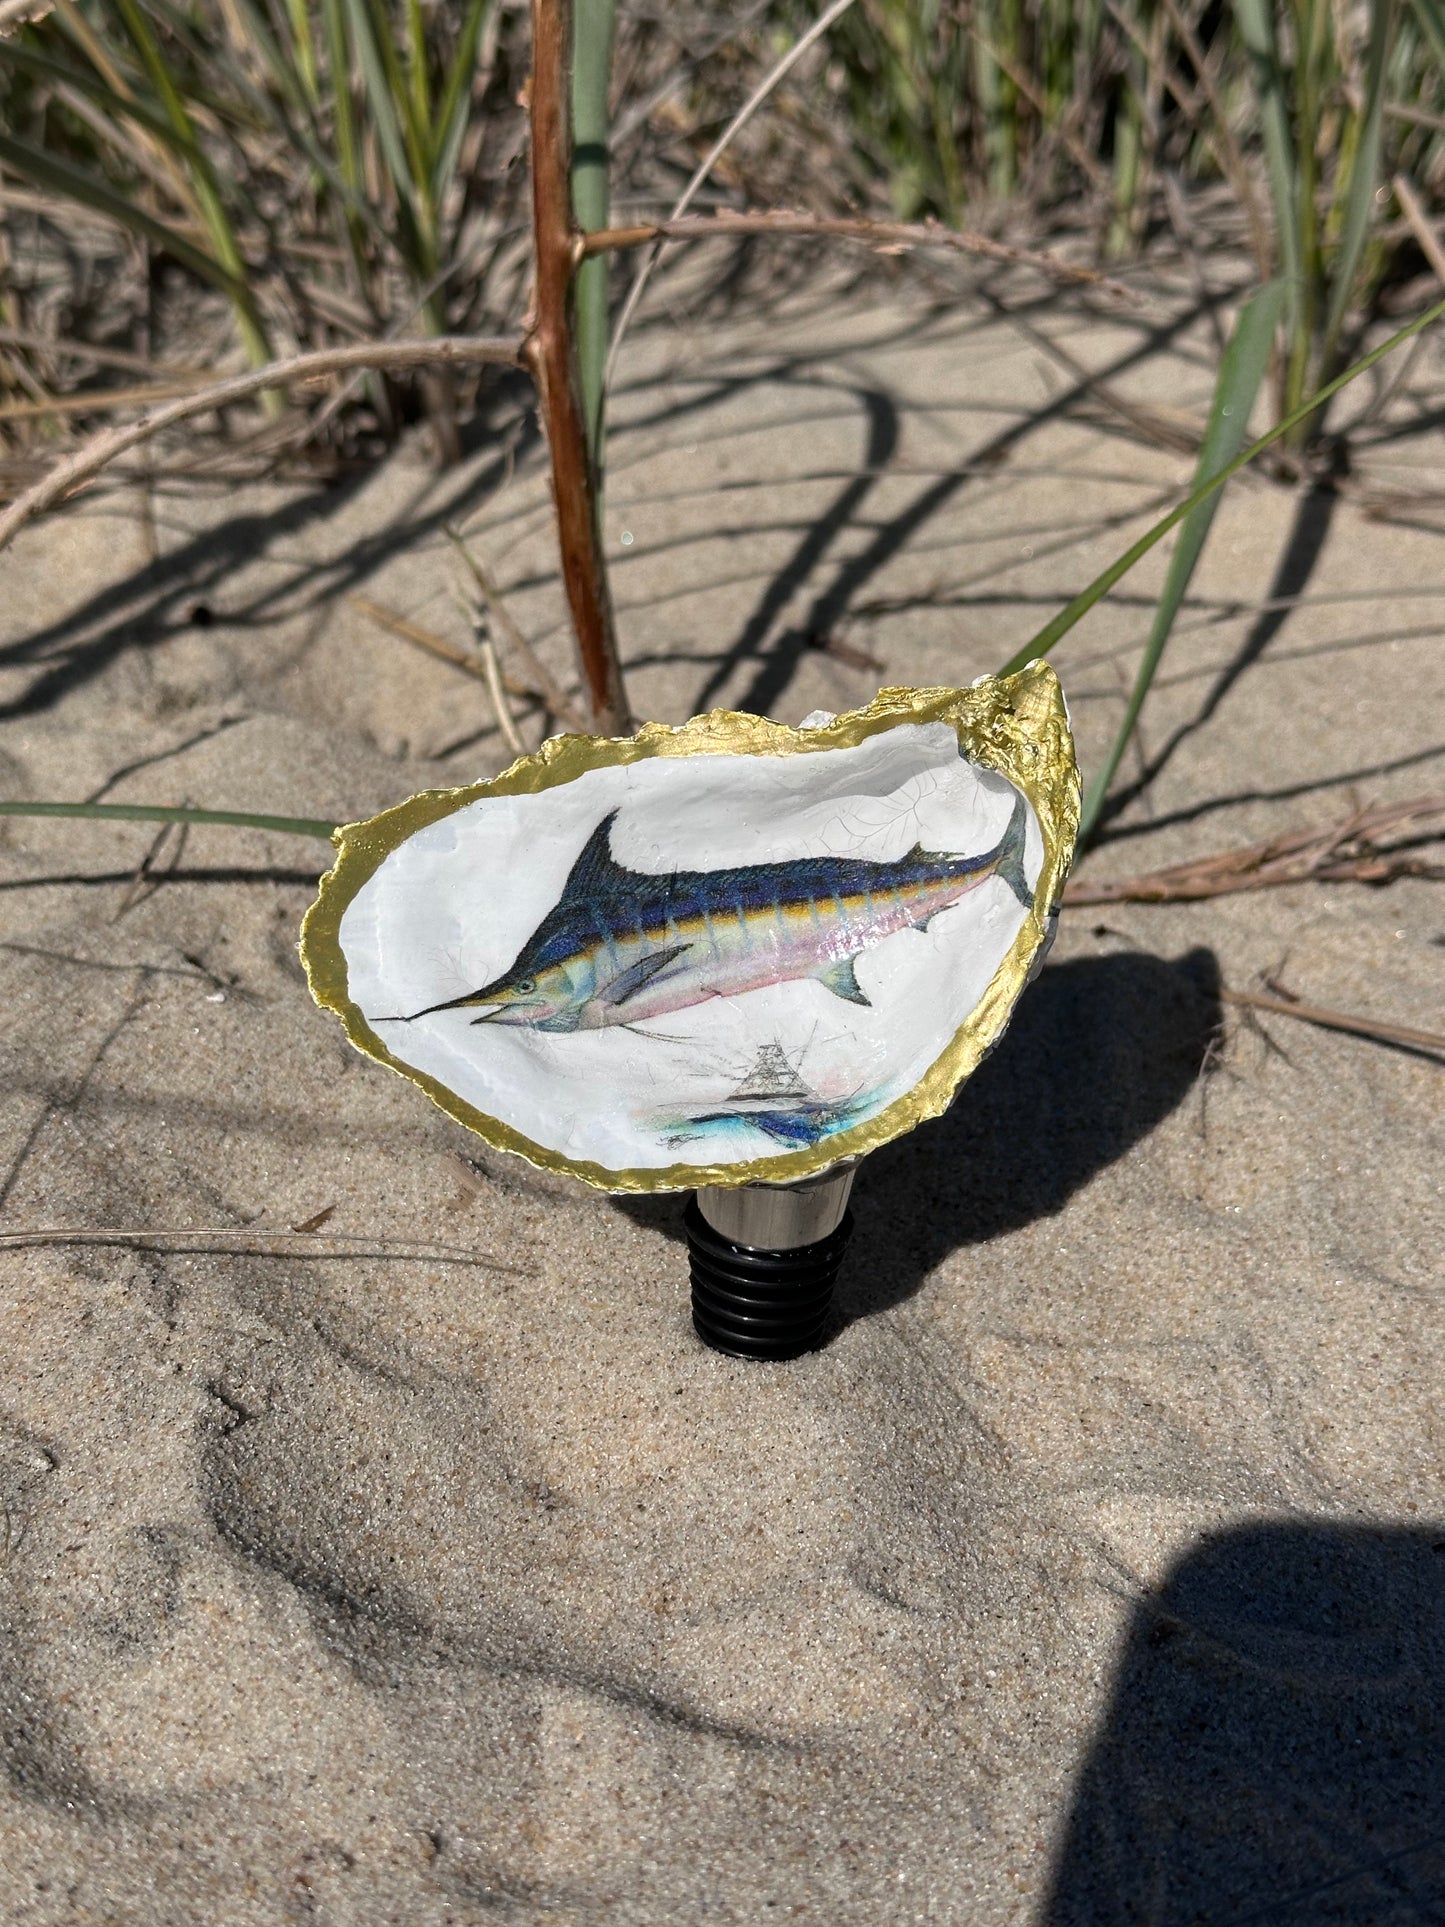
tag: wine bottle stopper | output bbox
[300,673,1079,1359]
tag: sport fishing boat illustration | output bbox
[658,1042,878,1151]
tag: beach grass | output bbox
[2,1,1442,835]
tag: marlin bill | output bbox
[383,791,1032,1035]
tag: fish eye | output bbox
[512,976,536,994]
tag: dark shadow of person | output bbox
[616,947,1223,1330]
[1044,1521,1445,1926]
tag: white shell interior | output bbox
[339,723,1043,1177]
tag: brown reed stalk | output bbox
[525,0,630,737]
[578,209,1132,295]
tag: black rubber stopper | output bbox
[685,1197,854,1361]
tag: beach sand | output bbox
[1,268,1441,1924]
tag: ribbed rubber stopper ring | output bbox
[685,1198,854,1361]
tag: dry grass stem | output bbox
[0,335,525,554]
[348,594,550,712]
[1221,988,1445,1061]
[0,380,208,422]
[478,636,526,755]
[289,1204,337,1234]
[583,210,1132,297]
[444,526,589,731]
[1064,794,1445,905]
[1393,174,1445,286]
[1156,0,1272,282]
[115,815,187,919]
[0,1224,533,1268]
[604,0,862,388]
[1387,101,1445,135]
[970,28,1112,198]
[0,327,208,380]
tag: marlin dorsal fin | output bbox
[560,809,629,903]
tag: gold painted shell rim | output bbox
[299,665,1080,1194]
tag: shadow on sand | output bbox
[615,946,1223,1329]
[1044,1520,1445,1925]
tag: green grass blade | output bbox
[109,0,232,199]
[342,0,435,275]
[127,0,310,140]
[283,0,320,105]
[997,291,1445,680]
[111,0,201,134]
[1,19,280,378]
[1408,0,1445,68]
[209,0,323,136]
[120,0,378,255]
[321,0,363,198]
[0,36,191,152]
[0,802,336,839]
[109,0,273,369]
[1322,0,1394,361]
[0,129,241,298]
[430,0,490,207]
[204,0,380,232]
[359,0,431,192]
[319,0,381,301]
[1077,279,1286,842]
[340,0,412,202]
[404,0,431,156]
[1234,0,1301,310]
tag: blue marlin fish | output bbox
[384,788,1030,1034]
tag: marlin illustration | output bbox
[380,789,1031,1035]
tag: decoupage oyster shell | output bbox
[300,665,1078,1191]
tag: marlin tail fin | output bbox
[993,788,1032,909]
[904,786,1032,910]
